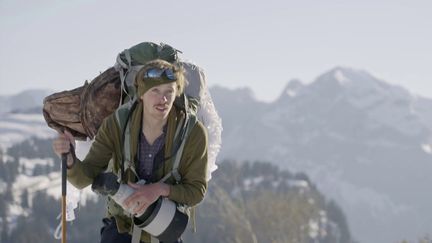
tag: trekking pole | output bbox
[61,152,67,243]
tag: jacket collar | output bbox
[126,101,185,181]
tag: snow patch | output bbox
[8,113,46,123]
[285,89,297,97]
[19,157,54,175]
[0,179,7,193]
[308,219,319,238]
[13,173,59,198]
[421,144,432,154]
[11,172,97,219]
[0,112,55,150]
[0,121,38,131]
[288,179,309,188]
[334,70,350,85]
[0,133,26,149]
[243,176,264,190]
[9,204,27,220]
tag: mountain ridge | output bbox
[210,66,432,243]
[0,89,53,114]
[1,66,431,242]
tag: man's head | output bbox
[134,59,185,98]
[135,60,185,120]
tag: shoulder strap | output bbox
[115,100,132,130]
[116,49,137,103]
[115,99,138,182]
[159,113,198,183]
[116,51,130,103]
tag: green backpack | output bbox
[113,42,199,184]
[114,42,208,243]
[115,42,181,103]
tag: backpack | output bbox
[112,42,212,183]
[111,43,221,243]
[44,43,222,235]
[43,41,220,180]
[114,42,180,104]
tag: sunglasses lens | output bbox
[164,69,176,80]
[144,68,177,80]
[145,68,164,78]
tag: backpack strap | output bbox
[115,98,139,182]
[116,49,134,103]
[159,113,198,183]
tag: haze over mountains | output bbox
[0,90,350,242]
[211,67,432,243]
[0,89,52,115]
[0,66,431,242]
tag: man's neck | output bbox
[142,115,167,145]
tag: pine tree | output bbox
[21,189,29,209]
[0,148,3,164]
[4,185,13,202]
[418,235,431,243]
[0,195,7,218]
[1,215,9,243]
[0,155,5,181]
[326,199,351,243]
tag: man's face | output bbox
[140,82,177,120]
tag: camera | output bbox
[92,172,188,242]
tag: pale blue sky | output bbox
[1,0,431,101]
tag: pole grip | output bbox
[61,153,67,196]
[61,153,67,243]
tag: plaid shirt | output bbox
[137,129,165,181]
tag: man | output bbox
[53,59,208,243]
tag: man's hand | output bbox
[52,130,76,167]
[124,182,170,215]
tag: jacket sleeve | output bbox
[168,121,208,206]
[67,115,117,189]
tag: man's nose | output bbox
[160,95,168,102]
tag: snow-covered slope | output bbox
[0,97,349,242]
[0,112,55,150]
[0,107,96,226]
[0,89,55,150]
[212,67,432,243]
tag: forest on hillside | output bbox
[1,138,353,243]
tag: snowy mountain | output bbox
[0,103,351,242]
[212,67,432,243]
[0,134,102,243]
[0,112,55,150]
[2,69,431,242]
[0,89,56,149]
[0,97,95,239]
[0,89,53,114]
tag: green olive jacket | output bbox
[67,102,208,242]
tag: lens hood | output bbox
[134,197,188,242]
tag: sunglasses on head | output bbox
[144,67,177,81]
